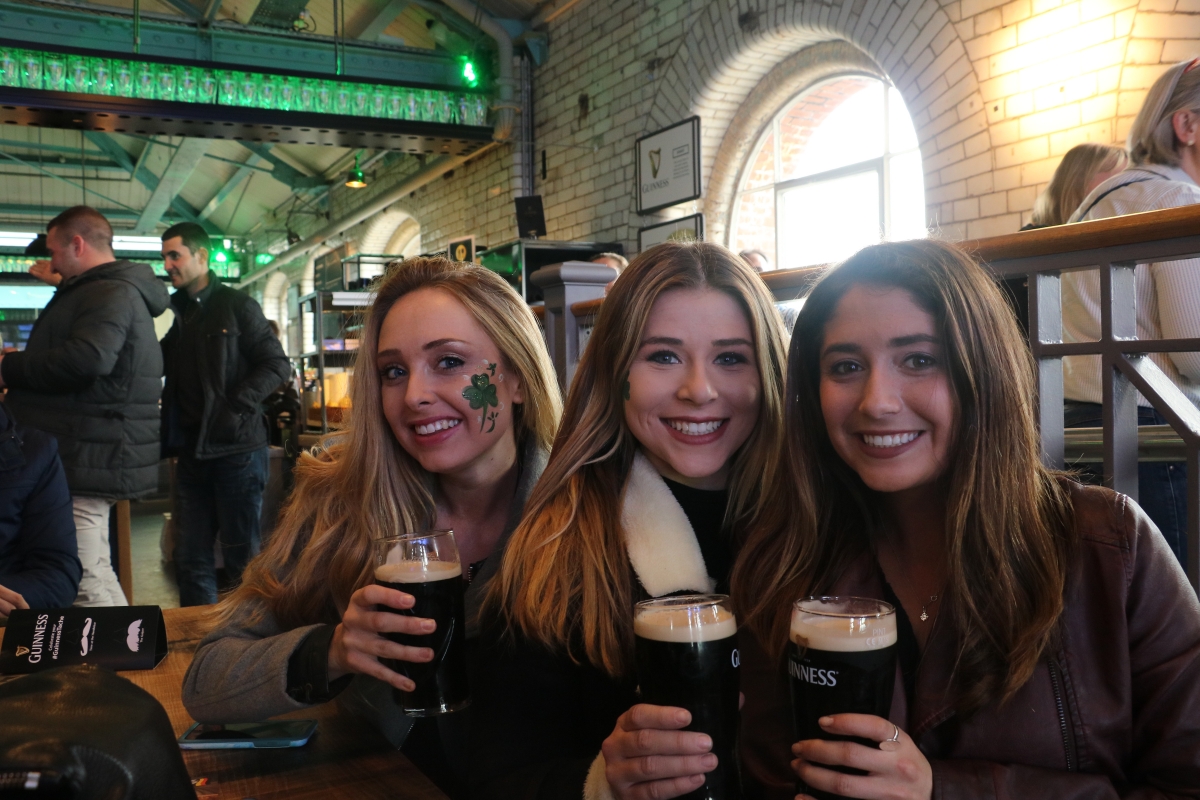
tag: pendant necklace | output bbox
[917,593,940,622]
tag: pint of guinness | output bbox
[634,594,741,800]
[373,530,469,716]
[789,597,897,800]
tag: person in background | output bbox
[1061,58,1200,567]
[740,248,772,272]
[183,258,561,799]
[159,222,290,607]
[0,206,169,607]
[473,241,789,800]
[0,400,81,615]
[591,252,629,274]
[735,239,1200,799]
[1022,142,1128,229]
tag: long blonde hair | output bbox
[219,257,561,629]
[484,241,789,678]
[733,240,1075,714]
[1031,143,1128,226]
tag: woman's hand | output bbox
[792,714,931,800]
[327,584,435,692]
[601,704,717,800]
[0,583,28,617]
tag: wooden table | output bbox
[1,607,448,800]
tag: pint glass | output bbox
[634,594,741,800]
[789,597,897,800]
[373,530,469,716]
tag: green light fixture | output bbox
[462,57,478,88]
[345,153,367,189]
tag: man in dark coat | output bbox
[0,400,81,614]
[0,206,169,607]
[159,223,290,607]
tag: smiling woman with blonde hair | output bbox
[182,257,560,798]
[472,240,789,800]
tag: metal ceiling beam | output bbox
[354,0,410,40]
[159,0,202,19]
[0,0,468,86]
[133,137,210,234]
[200,148,269,220]
[238,142,328,191]
[84,133,219,234]
[0,154,130,173]
[0,203,143,221]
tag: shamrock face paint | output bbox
[377,288,524,479]
[464,361,503,432]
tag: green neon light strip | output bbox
[0,47,489,125]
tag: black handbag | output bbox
[0,665,195,799]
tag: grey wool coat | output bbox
[181,441,549,747]
[1,260,170,499]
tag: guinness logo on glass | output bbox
[649,148,662,178]
[14,646,29,658]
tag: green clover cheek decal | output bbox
[463,372,499,432]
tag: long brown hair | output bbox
[485,241,789,678]
[218,257,561,629]
[732,239,1076,713]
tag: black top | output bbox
[662,477,731,594]
[470,475,732,800]
[170,277,218,431]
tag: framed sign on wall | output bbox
[638,213,705,252]
[635,117,701,214]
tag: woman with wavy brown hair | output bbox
[473,241,789,800]
[181,257,561,798]
[734,239,1200,799]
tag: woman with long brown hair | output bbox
[734,239,1200,799]
[181,257,561,798]
[472,241,789,799]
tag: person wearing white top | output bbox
[1061,57,1200,566]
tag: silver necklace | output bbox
[917,593,940,622]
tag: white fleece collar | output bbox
[620,450,716,597]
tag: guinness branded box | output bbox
[0,606,167,673]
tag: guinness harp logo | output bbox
[649,148,662,178]
[15,646,29,658]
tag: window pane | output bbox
[779,78,884,182]
[887,150,927,240]
[777,170,880,269]
[888,86,919,153]
[732,188,776,266]
[743,132,775,190]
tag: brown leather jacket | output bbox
[740,481,1200,799]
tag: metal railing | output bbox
[530,209,1200,588]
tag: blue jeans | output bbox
[174,447,269,607]
[1064,403,1187,568]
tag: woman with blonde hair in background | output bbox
[472,241,789,799]
[1022,142,1127,229]
[1061,58,1200,568]
[182,257,561,798]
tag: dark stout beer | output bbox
[788,597,897,800]
[375,556,469,716]
[635,595,741,800]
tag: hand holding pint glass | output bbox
[630,594,742,800]
[373,530,469,716]
[788,597,901,800]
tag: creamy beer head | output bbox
[634,603,737,643]
[374,560,462,584]
[790,596,897,652]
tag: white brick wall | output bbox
[251,0,1200,294]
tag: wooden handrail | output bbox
[961,203,1200,262]
[531,304,545,320]
[761,265,828,297]
[570,297,604,317]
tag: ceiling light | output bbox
[345,153,367,189]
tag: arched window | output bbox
[730,75,926,271]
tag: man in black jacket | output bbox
[0,401,82,614]
[160,223,290,606]
[0,206,169,607]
